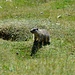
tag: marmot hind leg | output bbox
[47,41,50,45]
[39,41,42,48]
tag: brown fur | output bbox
[30,28,50,46]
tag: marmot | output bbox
[30,28,50,46]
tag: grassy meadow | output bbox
[0,0,75,75]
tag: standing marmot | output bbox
[30,28,50,46]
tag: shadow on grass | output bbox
[30,41,41,56]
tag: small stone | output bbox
[0,6,2,9]
[57,15,62,18]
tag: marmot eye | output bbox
[33,29,37,31]
[33,29,35,31]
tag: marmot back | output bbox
[30,28,50,45]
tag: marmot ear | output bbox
[36,28,38,30]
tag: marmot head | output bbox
[30,28,38,34]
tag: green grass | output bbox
[0,0,75,20]
[0,0,75,75]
